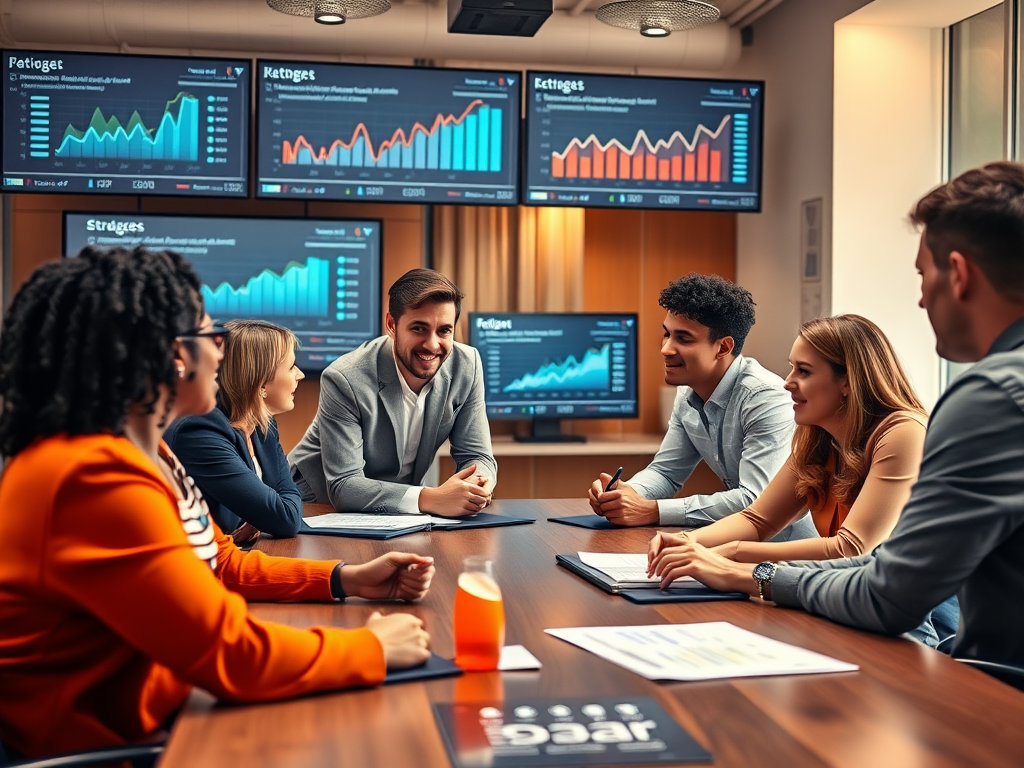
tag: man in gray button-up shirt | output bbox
[589,274,815,541]
[649,163,1024,666]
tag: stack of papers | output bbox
[578,551,696,589]
[303,513,461,531]
[546,622,859,681]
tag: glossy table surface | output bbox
[160,499,1024,768]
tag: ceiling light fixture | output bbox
[596,0,719,37]
[640,23,670,36]
[315,0,346,23]
[266,0,391,24]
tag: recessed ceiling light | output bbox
[640,24,670,36]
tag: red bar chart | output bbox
[550,116,732,183]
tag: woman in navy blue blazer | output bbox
[166,319,306,542]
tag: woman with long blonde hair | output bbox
[166,319,307,542]
[649,314,927,572]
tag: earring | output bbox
[177,368,185,379]
[260,388,268,399]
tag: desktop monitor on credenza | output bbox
[63,213,382,373]
[469,312,639,442]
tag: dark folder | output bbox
[385,654,463,685]
[620,588,749,603]
[435,512,535,531]
[548,515,661,530]
[555,553,748,601]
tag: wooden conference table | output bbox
[160,499,1024,768]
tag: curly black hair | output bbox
[0,246,202,458]
[658,273,756,354]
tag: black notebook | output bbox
[556,553,748,601]
[385,654,463,685]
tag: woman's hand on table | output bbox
[366,611,431,669]
[342,553,435,601]
[647,536,758,596]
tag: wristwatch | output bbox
[752,561,778,601]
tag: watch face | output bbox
[753,562,773,581]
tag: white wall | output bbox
[832,23,944,405]
[731,0,999,409]
[724,0,872,376]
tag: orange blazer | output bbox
[0,434,386,758]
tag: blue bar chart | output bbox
[202,256,331,317]
[56,94,200,161]
[282,101,502,173]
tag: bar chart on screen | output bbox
[55,93,200,162]
[281,101,503,173]
[202,257,334,318]
[549,115,744,184]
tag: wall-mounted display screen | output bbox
[63,214,382,372]
[256,61,520,204]
[2,50,250,196]
[469,312,639,441]
[524,71,763,211]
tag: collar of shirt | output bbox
[393,351,434,478]
[394,353,435,405]
[987,314,1024,355]
[686,354,744,418]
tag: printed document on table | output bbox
[578,551,695,586]
[545,622,859,681]
[303,513,428,531]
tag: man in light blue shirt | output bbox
[589,274,815,540]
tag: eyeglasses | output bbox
[178,324,230,349]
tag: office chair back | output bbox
[957,658,1024,692]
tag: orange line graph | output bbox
[282,99,486,165]
[550,115,732,183]
[553,114,731,161]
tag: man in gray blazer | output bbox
[289,269,497,515]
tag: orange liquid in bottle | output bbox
[454,571,505,671]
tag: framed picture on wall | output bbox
[800,197,824,323]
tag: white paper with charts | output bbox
[576,552,696,588]
[545,622,859,681]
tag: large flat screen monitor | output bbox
[469,312,638,442]
[63,213,381,372]
[524,71,763,212]
[256,61,520,205]
[3,50,250,197]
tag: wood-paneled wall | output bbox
[581,208,736,436]
[6,195,734,496]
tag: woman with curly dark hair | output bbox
[0,247,433,761]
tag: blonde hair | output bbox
[791,315,926,509]
[219,320,298,434]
